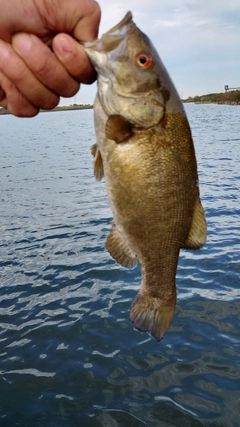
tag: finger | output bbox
[0,0,101,41]
[53,34,97,84]
[73,0,101,41]
[12,33,80,98]
[0,71,38,117]
[0,39,59,110]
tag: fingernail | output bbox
[54,36,73,58]
[12,33,33,52]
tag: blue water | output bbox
[0,104,240,427]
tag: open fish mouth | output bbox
[103,11,133,36]
[82,11,133,56]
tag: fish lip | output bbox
[82,39,101,50]
[82,11,133,51]
[104,11,133,35]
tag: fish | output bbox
[83,12,207,341]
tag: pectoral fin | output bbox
[183,198,207,249]
[106,221,138,268]
[90,143,97,157]
[90,143,104,181]
[106,115,133,143]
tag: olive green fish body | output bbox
[84,12,206,341]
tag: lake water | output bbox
[0,104,240,427]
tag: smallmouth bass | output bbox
[83,12,207,341]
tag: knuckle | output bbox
[13,106,39,118]
[8,96,39,118]
[59,81,79,97]
[34,57,54,80]
[40,94,59,111]
[14,67,29,86]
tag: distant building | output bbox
[225,85,240,92]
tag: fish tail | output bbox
[129,292,175,342]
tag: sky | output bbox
[60,0,240,105]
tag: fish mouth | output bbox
[104,11,133,36]
[83,11,133,58]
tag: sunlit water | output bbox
[0,104,240,427]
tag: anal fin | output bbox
[183,198,207,249]
[90,143,104,181]
[105,221,138,268]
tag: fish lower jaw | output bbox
[98,75,109,85]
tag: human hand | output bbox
[0,0,101,117]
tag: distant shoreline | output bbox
[183,101,240,105]
[0,104,93,115]
[183,90,240,105]
[1,94,240,116]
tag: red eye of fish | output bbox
[136,52,152,68]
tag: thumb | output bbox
[53,34,96,84]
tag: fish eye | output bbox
[136,52,152,68]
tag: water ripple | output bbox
[0,107,240,426]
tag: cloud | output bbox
[98,0,240,52]
[61,0,240,103]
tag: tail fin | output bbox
[129,292,175,342]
